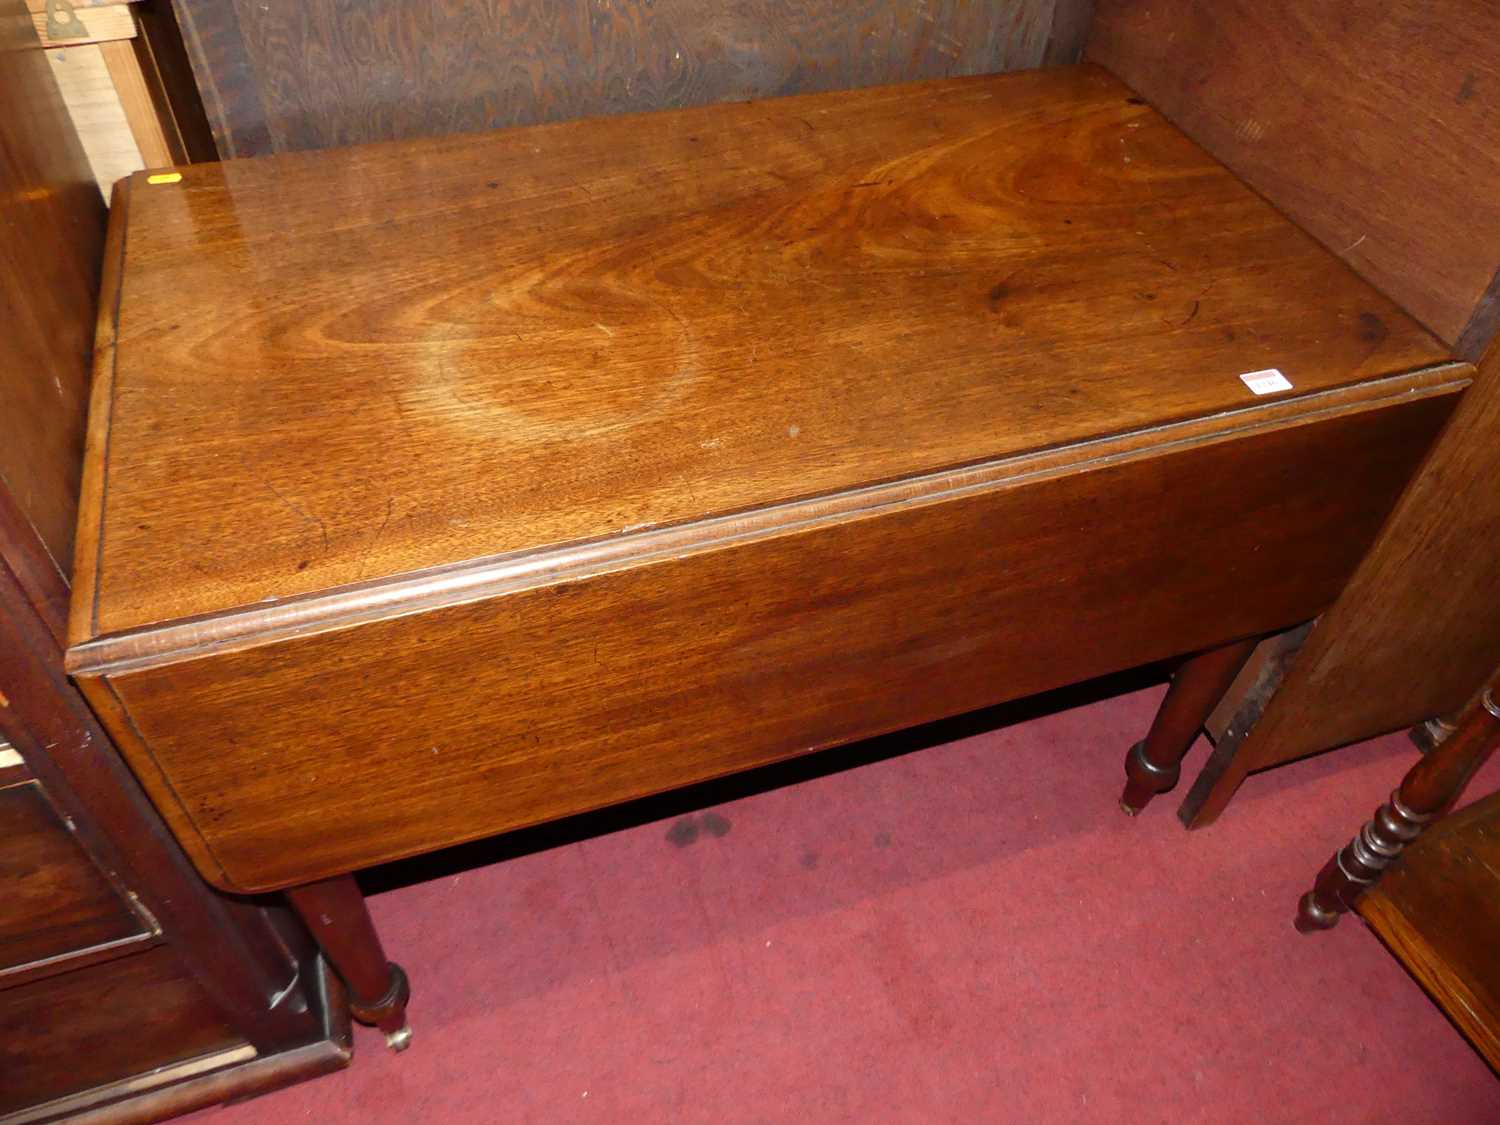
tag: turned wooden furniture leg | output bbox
[1120,637,1259,815]
[286,875,412,1051]
[1296,683,1500,933]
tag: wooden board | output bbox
[130,0,219,164]
[1088,0,1500,349]
[1360,790,1500,1072]
[99,37,173,167]
[47,42,146,196]
[1180,348,1500,825]
[0,0,105,639]
[69,65,1450,641]
[170,0,1093,157]
[24,0,133,10]
[0,945,246,1116]
[0,781,150,977]
[29,0,134,47]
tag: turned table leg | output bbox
[1296,683,1500,933]
[1120,637,1258,816]
[286,875,412,1051]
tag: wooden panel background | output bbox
[1181,344,1500,825]
[0,945,244,1115]
[1089,0,1500,349]
[0,781,148,975]
[1087,2,1500,818]
[170,0,1095,156]
[0,0,106,635]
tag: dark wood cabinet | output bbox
[1,2,350,1117]
[0,566,351,1120]
[0,780,153,982]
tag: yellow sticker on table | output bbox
[146,172,183,185]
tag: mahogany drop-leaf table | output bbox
[67,64,1469,1046]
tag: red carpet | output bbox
[189,674,1499,1122]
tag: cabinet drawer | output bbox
[0,781,151,978]
[0,945,247,1116]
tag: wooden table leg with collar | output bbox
[1119,638,1260,816]
[1296,673,1500,933]
[285,877,412,1051]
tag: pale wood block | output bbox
[45,44,142,201]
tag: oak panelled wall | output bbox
[169,0,1095,156]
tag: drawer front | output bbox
[0,945,246,1116]
[0,781,150,977]
[89,385,1457,892]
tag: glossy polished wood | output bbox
[88,377,1462,891]
[0,945,244,1116]
[171,0,1092,157]
[1,5,350,1114]
[1,540,320,1053]
[69,65,1465,894]
[133,0,219,164]
[286,877,410,1050]
[71,65,1449,640]
[1120,638,1256,815]
[0,0,105,637]
[1090,0,1500,348]
[1091,3,1500,827]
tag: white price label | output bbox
[1239,368,1293,395]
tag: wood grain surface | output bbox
[45,43,148,199]
[0,0,105,616]
[1179,345,1500,823]
[170,0,1090,157]
[0,944,245,1115]
[73,65,1449,641]
[132,0,219,164]
[0,781,150,976]
[100,36,175,167]
[28,0,134,47]
[1088,0,1500,349]
[1359,790,1500,1072]
[0,507,332,1056]
[82,374,1462,891]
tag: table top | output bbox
[74,63,1448,644]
